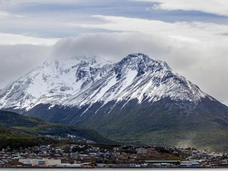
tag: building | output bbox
[145,160,180,167]
[19,158,61,167]
[180,161,201,167]
[136,147,147,154]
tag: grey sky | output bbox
[0,0,228,102]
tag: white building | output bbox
[136,147,147,154]
[19,158,61,167]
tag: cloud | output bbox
[0,0,94,6]
[0,11,24,19]
[0,1,228,102]
[130,0,228,17]
[0,5,105,39]
[0,33,59,45]
[0,0,115,9]
[51,31,228,101]
[0,30,228,101]
[51,33,171,61]
[76,15,228,42]
[0,44,51,88]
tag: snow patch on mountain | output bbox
[0,55,113,110]
[223,100,228,107]
[0,53,214,112]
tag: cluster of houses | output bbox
[1,143,228,168]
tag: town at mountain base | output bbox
[1,53,228,150]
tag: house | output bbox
[136,148,147,154]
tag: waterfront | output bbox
[1,144,228,168]
[0,169,228,171]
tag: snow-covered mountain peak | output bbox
[113,53,171,79]
[0,55,113,110]
[44,55,112,70]
[119,53,156,66]
[119,53,171,70]
[0,53,214,111]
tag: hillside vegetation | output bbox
[0,126,58,149]
[0,110,116,145]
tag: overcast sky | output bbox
[0,0,228,102]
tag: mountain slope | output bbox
[0,110,115,144]
[1,53,228,150]
[0,56,113,111]
[0,53,210,111]
[25,96,228,151]
[0,126,59,149]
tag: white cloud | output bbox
[0,11,24,19]
[0,30,228,101]
[130,0,228,17]
[0,33,59,45]
[53,17,228,101]
[0,8,102,40]
[76,15,228,42]
[51,33,171,61]
[0,0,108,7]
[0,0,228,102]
[0,44,51,88]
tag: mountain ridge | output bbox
[0,53,215,111]
[1,53,228,150]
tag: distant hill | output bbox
[0,110,115,144]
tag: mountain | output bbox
[0,56,113,112]
[1,53,228,150]
[223,101,228,107]
[0,53,210,111]
[0,110,115,144]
